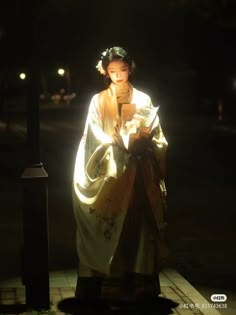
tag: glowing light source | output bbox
[19,72,26,80]
[57,68,65,76]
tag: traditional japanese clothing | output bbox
[72,82,168,296]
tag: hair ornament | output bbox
[96,48,111,75]
[101,48,110,58]
[96,60,106,75]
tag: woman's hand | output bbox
[112,123,126,151]
[112,122,156,154]
[128,127,157,154]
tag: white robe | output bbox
[72,85,168,275]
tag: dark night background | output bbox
[1,0,236,115]
[0,0,236,310]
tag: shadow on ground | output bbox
[58,296,178,314]
[0,303,26,314]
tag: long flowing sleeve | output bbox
[73,94,117,205]
[72,94,134,274]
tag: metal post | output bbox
[20,0,50,310]
[21,167,49,310]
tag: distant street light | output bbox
[57,68,65,76]
[19,72,27,80]
[57,67,71,94]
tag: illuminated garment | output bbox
[72,83,168,278]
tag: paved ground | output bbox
[0,268,224,315]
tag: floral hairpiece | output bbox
[96,48,110,75]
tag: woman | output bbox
[72,46,168,301]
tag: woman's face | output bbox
[107,60,130,86]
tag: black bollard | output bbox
[21,165,50,310]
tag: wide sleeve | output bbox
[88,95,113,145]
[145,94,168,180]
[132,89,168,179]
[139,92,168,195]
[73,95,116,205]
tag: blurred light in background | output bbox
[57,68,65,76]
[19,72,26,80]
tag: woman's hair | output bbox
[97,46,135,85]
[102,46,135,73]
